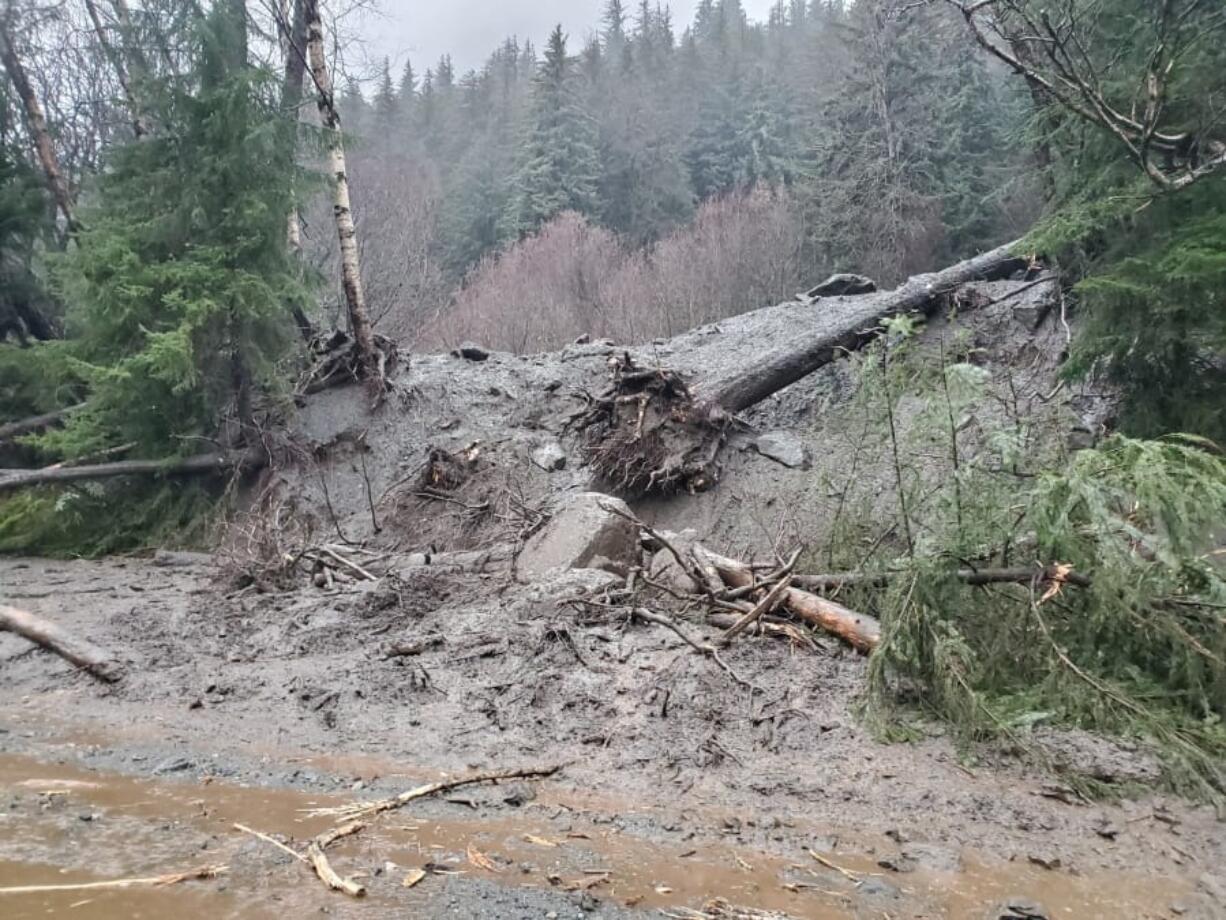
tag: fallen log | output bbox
[0,605,125,682]
[0,448,266,494]
[695,548,882,653]
[573,241,1027,494]
[793,565,1092,593]
[0,404,83,444]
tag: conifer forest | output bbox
[1,2,1225,918]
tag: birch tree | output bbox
[301,0,381,382]
[0,3,78,232]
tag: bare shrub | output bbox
[422,184,809,353]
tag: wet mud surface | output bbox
[2,556,1224,919]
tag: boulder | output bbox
[518,492,641,582]
[807,273,877,298]
[754,431,811,470]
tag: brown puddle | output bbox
[0,753,1186,919]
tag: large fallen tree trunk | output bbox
[573,241,1028,494]
[0,606,125,682]
[0,449,266,494]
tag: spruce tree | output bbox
[47,2,304,458]
[502,26,602,238]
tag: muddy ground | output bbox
[2,554,1224,919]
[1,280,1222,918]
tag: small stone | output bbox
[451,342,490,361]
[405,552,430,567]
[531,441,567,472]
[153,757,193,775]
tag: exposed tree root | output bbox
[569,352,724,495]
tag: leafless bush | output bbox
[421,184,809,353]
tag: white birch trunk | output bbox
[303,0,378,379]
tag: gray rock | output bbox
[754,431,811,470]
[452,342,490,361]
[531,441,567,472]
[518,493,641,581]
[807,273,877,298]
[858,877,901,899]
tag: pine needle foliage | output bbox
[42,4,306,461]
[854,335,1226,800]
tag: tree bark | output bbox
[82,0,148,138]
[0,14,78,233]
[0,405,83,444]
[302,0,378,381]
[697,240,1025,421]
[694,547,882,653]
[0,605,125,683]
[0,449,265,494]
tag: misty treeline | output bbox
[324,0,1037,350]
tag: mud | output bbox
[2,556,1223,919]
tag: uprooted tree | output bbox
[571,240,1028,494]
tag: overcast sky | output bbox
[355,1,780,76]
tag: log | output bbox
[792,565,1092,593]
[0,605,125,682]
[0,405,83,444]
[575,242,1027,494]
[697,240,1026,421]
[695,548,882,653]
[0,449,266,494]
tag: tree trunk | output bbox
[0,606,125,683]
[695,547,882,653]
[574,242,1027,494]
[279,0,314,344]
[698,240,1025,420]
[82,0,148,138]
[0,449,265,494]
[0,15,78,233]
[0,405,83,444]
[302,0,378,381]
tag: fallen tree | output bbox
[0,448,266,495]
[0,605,125,682]
[0,404,83,444]
[573,240,1030,494]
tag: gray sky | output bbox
[356,1,780,76]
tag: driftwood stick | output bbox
[719,574,794,646]
[0,865,226,895]
[307,822,368,897]
[0,605,125,682]
[233,823,308,863]
[309,765,561,822]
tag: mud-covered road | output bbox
[2,555,1224,919]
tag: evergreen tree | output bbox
[47,2,304,458]
[502,26,602,238]
[373,57,397,123]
